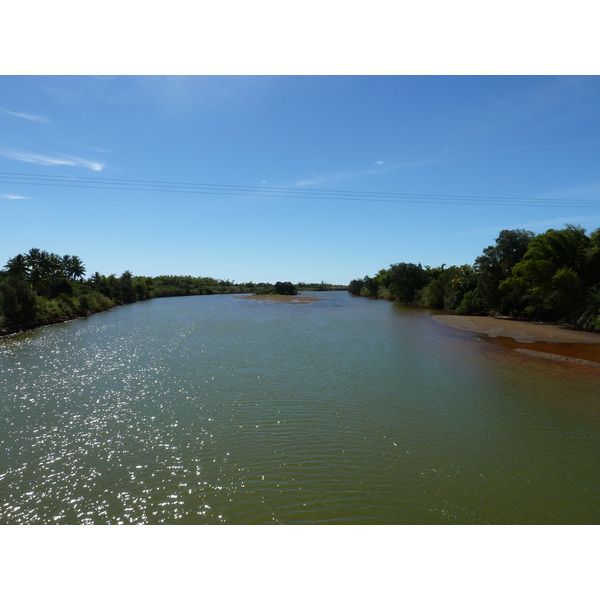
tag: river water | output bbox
[1,291,599,524]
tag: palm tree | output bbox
[70,256,85,281]
[89,271,102,286]
[62,254,72,274]
[64,255,86,282]
[46,253,63,276]
[26,248,42,266]
[34,250,50,276]
[5,254,29,277]
[27,250,62,294]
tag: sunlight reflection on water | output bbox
[1,292,600,524]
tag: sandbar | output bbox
[432,314,600,344]
[234,295,324,304]
[432,314,600,366]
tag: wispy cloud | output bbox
[537,182,600,201]
[1,108,51,124]
[48,138,110,154]
[2,194,27,200]
[1,149,104,171]
[295,158,441,187]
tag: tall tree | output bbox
[500,225,591,319]
[388,263,428,303]
[474,229,535,312]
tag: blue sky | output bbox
[2,75,600,284]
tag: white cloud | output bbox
[72,157,104,171]
[2,194,27,200]
[1,109,50,123]
[1,150,104,171]
[375,160,385,165]
[5,151,73,167]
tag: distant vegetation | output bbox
[0,248,346,335]
[296,282,347,292]
[257,281,298,296]
[349,225,600,332]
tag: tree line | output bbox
[348,225,600,332]
[0,248,345,335]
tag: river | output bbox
[1,290,599,524]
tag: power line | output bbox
[1,171,598,208]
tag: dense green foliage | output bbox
[0,248,345,335]
[0,249,140,334]
[349,225,600,332]
[296,282,348,292]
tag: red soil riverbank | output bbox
[432,314,600,366]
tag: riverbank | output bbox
[0,304,119,340]
[0,293,326,340]
[433,314,600,366]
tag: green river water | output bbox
[1,291,599,524]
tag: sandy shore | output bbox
[432,314,600,366]
[432,314,600,344]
